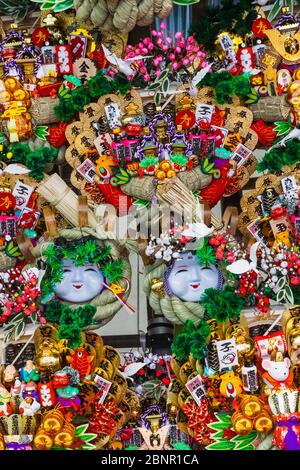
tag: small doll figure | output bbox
[67,347,94,380]
[262,352,294,391]
[19,397,41,416]
[0,385,13,416]
[22,380,40,401]
[53,368,81,411]
[56,385,81,411]
[19,360,39,383]
[10,378,23,397]
[3,365,18,388]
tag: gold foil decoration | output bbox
[150,278,165,299]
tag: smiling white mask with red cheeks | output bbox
[165,252,222,302]
[54,259,105,303]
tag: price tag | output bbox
[94,375,112,404]
[77,159,97,183]
[185,374,206,405]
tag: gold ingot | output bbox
[54,423,76,448]
[240,395,262,418]
[232,411,253,435]
[150,278,165,299]
[13,89,26,101]
[253,412,273,433]
[289,80,300,95]
[34,340,61,372]
[293,69,300,81]
[42,409,64,434]
[33,429,53,450]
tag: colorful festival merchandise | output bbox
[0,0,298,454]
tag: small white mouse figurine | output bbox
[262,352,294,389]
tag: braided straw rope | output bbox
[143,262,205,325]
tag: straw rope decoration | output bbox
[36,174,99,229]
[143,261,205,325]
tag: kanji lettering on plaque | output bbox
[196,103,214,124]
[216,338,239,370]
[56,45,73,76]
[105,103,121,128]
[73,58,97,82]
[13,181,33,211]
[219,34,234,51]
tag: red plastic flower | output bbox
[162,377,170,386]
[47,122,68,148]
[251,120,277,148]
